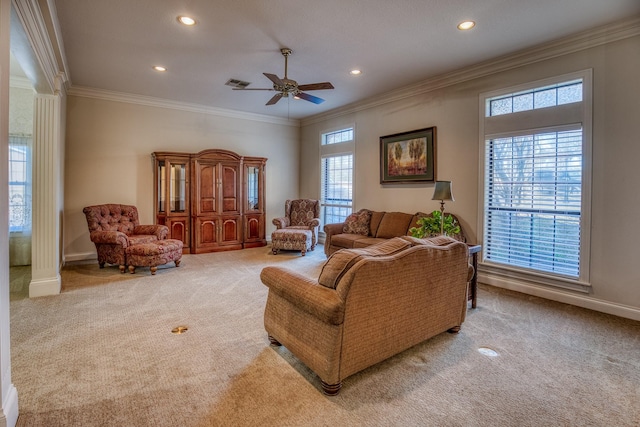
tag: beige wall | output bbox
[9,85,33,135]
[300,35,640,315]
[64,97,299,260]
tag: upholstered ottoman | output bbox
[126,239,183,275]
[271,229,313,256]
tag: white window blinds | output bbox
[484,128,582,277]
[321,153,353,225]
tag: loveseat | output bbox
[83,204,169,272]
[260,235,471,395]
[323,209,466,257]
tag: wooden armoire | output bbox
[153,149,267,254]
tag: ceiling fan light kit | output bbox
[231,48,334,106]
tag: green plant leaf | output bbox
[409,210,460,238]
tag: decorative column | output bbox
[29,92,63,297]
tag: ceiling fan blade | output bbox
[232,88,275,91]
[297,82,334,91]
[296,92,325,104]
[266,93,284,105]
[263,73,284,87]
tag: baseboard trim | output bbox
[29,275,61,298]
[64,252,96,263]
[479,273,640,321]
[1,381,19,427]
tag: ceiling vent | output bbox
[225,78,251,89]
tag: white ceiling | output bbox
[50,0,640,120]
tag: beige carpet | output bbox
[9,246,640,426]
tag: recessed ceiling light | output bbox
[153,66,167,72]
[457,21,476,30]
[177,16,196,26]
[350,69,362,76]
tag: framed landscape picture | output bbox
[380,127,436,183]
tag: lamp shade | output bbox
[432,181,454,201]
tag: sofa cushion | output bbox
[342,209,372,235]
[318,237,412,289]
[330,233,370,250]
[375,212,414,238]
[128,234,160,245]
[369,211,385,237]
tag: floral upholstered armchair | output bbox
[272,199,321,249]
[83,204,169,273]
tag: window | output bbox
[320,127,354,227]
[480,71,591,286]
[8,135,32,233]
[323,128,353,145]
[485,129,582,276]
[487,80,583,116]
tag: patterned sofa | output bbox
[323,209,466,257]
[260,235,472,395]
[83,204,169,273]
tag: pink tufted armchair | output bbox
[272,199,321,250]
[83,204,169,273]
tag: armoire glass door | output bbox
[170,162,187,213]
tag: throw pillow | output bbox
[318,237,412,289]
[342,209,372,235]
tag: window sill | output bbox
[478,262,591,294]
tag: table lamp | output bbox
[431,181,454,235]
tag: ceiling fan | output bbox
[233,48,334,106]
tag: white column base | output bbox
[29,275,61,298]
[0,382,18,427]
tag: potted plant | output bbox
[409,210,461,238]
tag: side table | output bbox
[467,244,482,309]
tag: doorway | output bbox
[8,54,34,301]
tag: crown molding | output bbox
[11,0,67,94]
[66,86,301,127]
[45,0,71,85]
[10,75,34,90]
[301,15,640,127]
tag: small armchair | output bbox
[272,199,321,250]
[83,204,169,272]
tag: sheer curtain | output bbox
[9,134,32,266]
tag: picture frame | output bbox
[380,127,436,183]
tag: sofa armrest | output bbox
[260,266,345,325]
[323,222,345,236]
[89,230,129,246]
[308,218,320,229]
[323,222,346,256]
[272,217,290,229]
[133,224,169,240]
